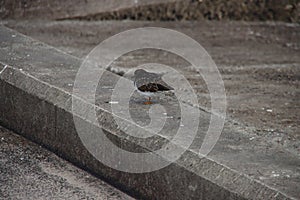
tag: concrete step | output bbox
[4,20,300,140]
[0,24,299,199]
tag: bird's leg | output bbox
[144,96,152,105]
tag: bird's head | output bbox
[134,69,147,77]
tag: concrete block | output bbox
[0,25,298,199]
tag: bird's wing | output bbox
[135,71,173,92]
[138,83,159,92]
[155,78,174,91]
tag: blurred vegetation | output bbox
[72,0,300,22]
[1,0,299,22]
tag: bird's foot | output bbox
[144,101,152,105]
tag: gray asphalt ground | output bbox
[0,125,134,200]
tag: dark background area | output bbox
[0,0,299,22]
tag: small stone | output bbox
[285,4,293,10]
[255,32,262,37]
[188,185,197,191]
[285,43,293,47]
[259,176,267,180]
[108,101,119,104]
[165,116,173,119]
[249,137,255,141]
[272,174,280,177]
[102,86,113,89]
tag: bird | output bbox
[134,69,174,104]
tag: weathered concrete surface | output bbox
[3,20,299,141]
[0,25,299,199]
[0,0,299,22]
[0,125,134,200]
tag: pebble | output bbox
[108,101,119,104]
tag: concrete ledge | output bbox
[0,26,299,199]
